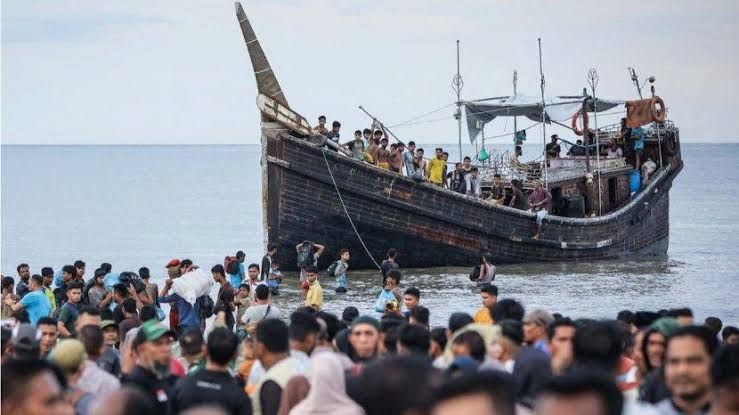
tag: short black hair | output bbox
[316,311,341,341]
[267,243,277,252]
[37,316,58,327]
[332,121,341,128]
[433,371,516,415]
[41,267,54,277]
[207,328,239,366]
[722,326,739,340]
[431,327,448,350]
[410,305,430,327]
[397,323,430,355]
[711,344,739,392]
[408,141,416,146]
[1,359,67,403]
[138,267,150,279]
[387,248,397,258]
[616,310,635,325]
[480,283,498,296]
[448,312,473,333]
[94,268,106,279]
[30,274,43,286]
[342,306,359,323]
[452,330,486,362]
[668,307,693,318]
[256,318,289,353]
[363,128,372,134]
[248,263,259,271]
[704,316,722,336]
[546,317,576,340]
[180,259,193,269]
[573,320,623,372]
[289,311,320,342]
[354,129,362,135]
[318,115,326,121]
[179,328,205,356]
[140,305,156,322]
[211,264,225,276]
[491,299,525,322]
[122,298,137,314]
[16,263,29,273]
[667,325,718,356]
[62,265,76,275]
[79,306,100,318]
[78,324,104,357]
[1,277,14,289]
[304,265,318,274]
[435,147,443,152]
[100,262,112,273]
[386,269,401,284]
[113,283,129,298]
[404,287,420,299]
[493,173,501,178]
[66,281,83,291]
[255,284,270,300]
[537,370,623,415]
[499,319,524,344]
[463,156,471,161]
[74,260,85,269]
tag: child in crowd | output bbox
[267,260,283,296]
[334,249,350,293]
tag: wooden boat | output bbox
[234,3,683,270]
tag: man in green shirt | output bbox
[41,267,57,312]
[58,282,83,338]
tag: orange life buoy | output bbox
[572,109,589,136]
[651,96,666,122]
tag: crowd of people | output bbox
[2,254,737,415]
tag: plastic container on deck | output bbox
[629,170,641,194]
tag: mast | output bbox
[452,40,464,161]
[513,70,518,144]
[538,38,548,188]
[588,69,602,215]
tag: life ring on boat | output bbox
[662,130,678,157]
[651,96,666,122]
[572,109,588,136]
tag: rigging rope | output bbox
[321,149,382,271]
[387,103,456,128]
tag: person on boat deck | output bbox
[607,141,623,159]
[442,152,451,188]
[325,121,341,144]
[511,145,524,165]
[376,138,391,169]
[447,163,466,194]
[426,148,447,186]
[313,115,328,135]
[465,167,482,198]
[528,180,551,240]
[545,134,561,159]
[509,179,527,210]
[642,156,657,186]
[416,147,428,172]
[403,141,416,176]
[389,143,405,173]
[411,155,426,181]
[488,173,506,205]
[368,131,381,165]
[567,139,586,156]
[346,130,366,161]
[462,156,473,173]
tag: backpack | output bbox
[326,261,340,277]
[296,243,315,269]
[469,264,481,282]
[197,295,214,319]
[224,256,240,275]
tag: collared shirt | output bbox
[533,339,550,355]
[305,280,323,310]
[529,188,551,211]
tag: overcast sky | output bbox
[2,0,738,145]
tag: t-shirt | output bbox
[87,285,108,309]
[403,151,415,176]
[427,158,446,184]
[529,188,551,211]
[58,302,81,336]
[43,286,57,311]
[545,142,561,157]
[607,147,623,159]
[347,140,366,160]
[173,369,252,415]
[490,184,505,200]
[380,260,399,283]
[119,316,141,341]
[241,303,281,325]
[16,280,30,299]
[511,188,527,210]
[20,290,51,325]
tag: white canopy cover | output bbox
[463,95,623,143]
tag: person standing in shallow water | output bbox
[380,248,399,286]
[334,249,350,293]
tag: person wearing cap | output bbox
[48,338,96,414]
[4,274,51,326]
[101,319,120,348]
[524,308,555,355]
[164,258,182,280]
[348,315,381,364]
[121,319,178,415]
[177,328,206,374]
[9,323,42,359]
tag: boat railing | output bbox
[596,120,677,142]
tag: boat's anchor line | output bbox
[321,148,382,270]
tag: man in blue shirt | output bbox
[403,141,417,176]
[4,274,51,325]
[159,278,200,335]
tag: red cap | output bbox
[164,259,181,268]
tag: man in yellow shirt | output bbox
[426,148,447,186]
[473,283,498,325]
[304,266,323,311]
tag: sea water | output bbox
[2,144,738,325]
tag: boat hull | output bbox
[262,126,681,271]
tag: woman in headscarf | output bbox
[289,352,365,415]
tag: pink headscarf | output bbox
[289,352,365,415]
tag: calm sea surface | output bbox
[2,144,738,325]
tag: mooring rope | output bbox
[321,149,382,270]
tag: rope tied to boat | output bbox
[321,149,382,271]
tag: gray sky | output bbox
[2,0,738,145]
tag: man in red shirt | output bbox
[528,180,551,240]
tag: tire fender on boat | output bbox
[650,96,666,123]
[572,109,589,136]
